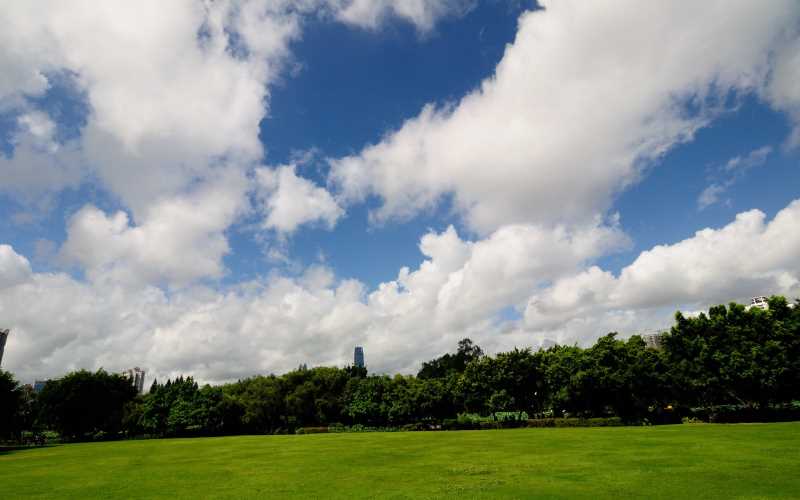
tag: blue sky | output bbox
[0,1,799,383]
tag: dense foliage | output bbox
[36,369,138,440]
[1,297,798,441]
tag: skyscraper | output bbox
[0,329,9,367]
[354,346,365,368]
[122,367,147,394]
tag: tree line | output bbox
[1,296,799,442]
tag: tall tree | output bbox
[37,369,137,440]
[0,370,24,441]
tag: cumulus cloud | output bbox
[330,0,800,234]
[0,111,84,201]
[0,245,32,288]
[525,200,800,334]
[61,169,248,287]
[3,199,800,384]
[255,164,344,233]
[1,216,628,382]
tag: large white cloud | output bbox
[330,0,800,234]
[1,218,624,382]
[3,199,800,384]
[61,169,248,287]
[524,200,800,334]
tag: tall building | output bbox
[642,329,668,350]
[354,346,365,368]
[0,328,9,367]
[33,380,48,393]
[122,367,147,394]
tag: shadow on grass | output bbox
[0,444,59,456]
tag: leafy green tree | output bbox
[0,370,24,441]
[236,375,286,433]
[37,369,137,440]
[418,338,483,379]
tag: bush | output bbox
[526,417,623,428]
[526,419,556,428]
[296,427,328,435]
[494,411,529,422]
[689,404,800,423]
[400,423,428,432]
[442,418,479,431]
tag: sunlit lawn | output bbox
[2,422,799,499]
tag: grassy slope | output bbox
[1,423,799,499]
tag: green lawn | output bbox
[2,423,799,499]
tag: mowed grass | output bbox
[2,423,799,499]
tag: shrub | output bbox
[296,427,328,435]
[400,423,428,432]
[526,417,623,428]
[442,418,479,431]
[526,419,556,428]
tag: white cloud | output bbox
[0,245,32,288]
[765,38,800,148]
[0,111,84,201]
[697,145,773,210]
[2,218,625,382]
[330,0,800,234]
[333,0,474,32]
[61,169,248,287]
[3,198,800,384]
[0,0,467,288]
[525,200,800,336]
[255,164,344,233]
[697,184,726,211]
[723,146,772,172]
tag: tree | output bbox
[418,338,483,379]
[0,370,24,441]
[37,369,137,440]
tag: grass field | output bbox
[2,423,799,499]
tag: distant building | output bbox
[642,329,668,350]
[33,380,48,393]
[0,328,8,367]
[122,367,146,394]
[747,296,769,311]
[354,346,365,368]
